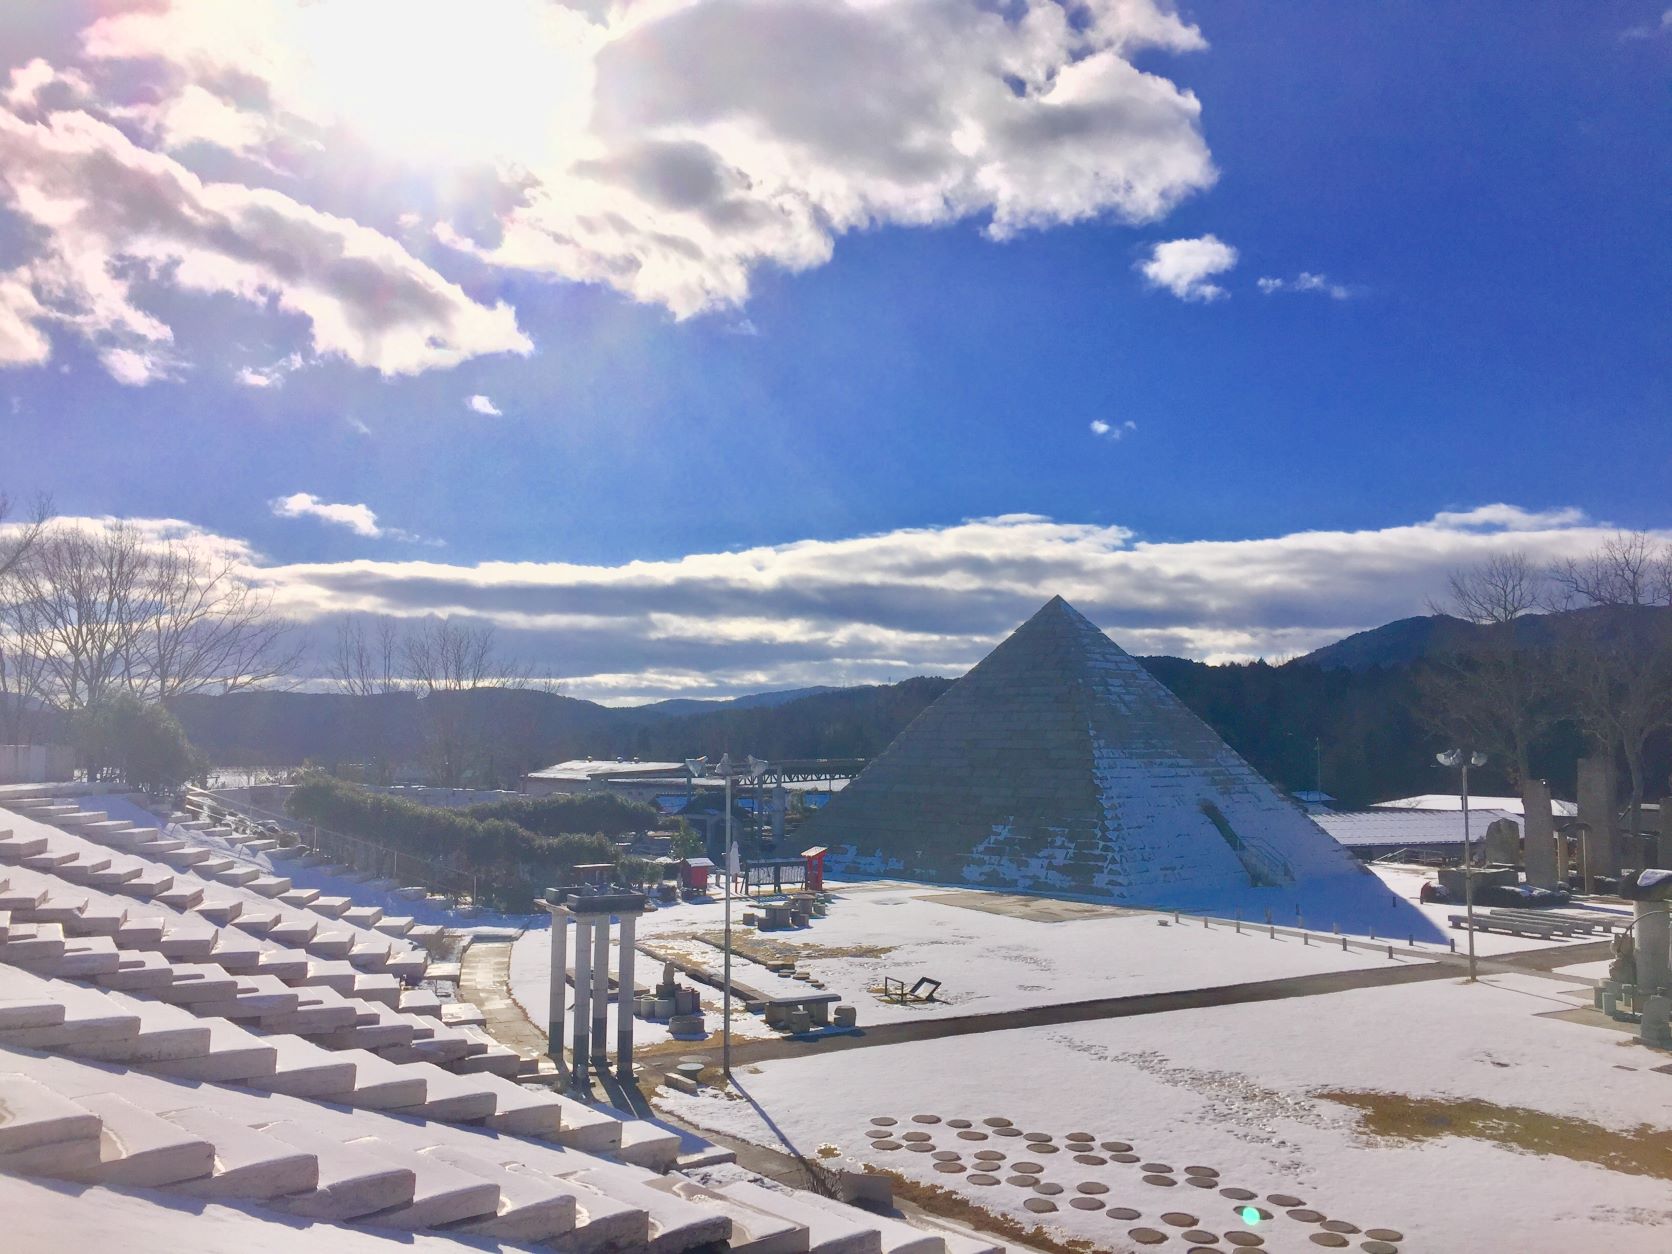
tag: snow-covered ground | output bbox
[658,973,1672,1254]
[507,866,1602,1059]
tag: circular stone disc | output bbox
[1024,1132,1053,1143]
[1321,1221,1360,1235]
[870,1117,897,1127]
[1033,1144,1061,1154]
[1112,1153,1142,1164]
[1075,1154,1108,1166]
[1024,1199,1057,1214]
[947,1119,972,1129]
[1161,1213,1199,1227]
[1232,1207,1273,1222]
[912,1115,941,1124]
[1128,1228,1169,1245]
[1006,1175,1041,1188]
[934,1163,965,1174]
[907,1144,935,1153]
[1012,1162,1045,1174]
[1101,1141,1134,1153]
[1066,1132,1095,1142]
[956,1130,989,1141]
[1143,1174,1178,1187]
[1220,1188,1257,1201]
[995,1127,1025,1138]
[1308,1236,1348,1249]
[1142,1164,1175,1174]
[1360,1243,1398,1254]
[1182,1233,1218,1245]
[902,1132,932,1143]
[974,1150,1005,1161]
[1185,1178,1218,1189]
[1070,1197,1106,1211]
[1267,1194,1304,1208]
[1288,1209,1325,1223]
[982,1117,1013,1128]
[1224,1235,1265,1248]
[931,1151,960,1162]
[1184,1166,1219,1177]
[871,1141,902,1151]
[1077,1182,1110,1195]
[1034,1183,1064,1196]
[969,1174,999,1186]
[1364,1232,1404,1243]
[1110,1208,1142,1221]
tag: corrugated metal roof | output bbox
[1371,793,1577,817]
[1316,808,1522,849]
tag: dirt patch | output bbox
[867,1167,1097,1254]
[1319,1089,1672,1181]
[917,891,1138,924]
[693,931,896,965]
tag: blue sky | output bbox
[1,2,1668,699]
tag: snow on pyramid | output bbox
[805,595,1372,908]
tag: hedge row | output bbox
[463,792,659,840]
[286,774,621,911]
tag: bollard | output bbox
[1386,944,1394,960]
[1303,932,1308,946]
[1341,936,1348,951]
[1369,927,1376,941]
[1269,923,1275,939]
[1408,934,1414,948]
[1235,914,1241,934]
[1174,911,1180,923]
[1450,938,1456,953]
[1204,916,1210,928]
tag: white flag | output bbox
[726,842,740,876]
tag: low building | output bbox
[1315,807,1523,862]
[1372,792,1577,817]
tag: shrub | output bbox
[78,693,206,795]
[287,774,620,910]
[464,792,658,839]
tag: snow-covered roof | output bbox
[1316,807,1523,848]
[526,758,690,780]
[1372,792,1577,817]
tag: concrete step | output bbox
[426,1144,578,1243]
[161,1104,319,1201]
[259,1120,417,1222]
[0,1073,104,1176]
[279,886,320,908]
[69,1090,215,1189]
[347,1134,500,1230]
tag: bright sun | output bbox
[283,0,596,168]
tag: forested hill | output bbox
[170,657,1547,807]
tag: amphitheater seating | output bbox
[0,794,998,1253]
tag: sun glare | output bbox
[286,0,595,168]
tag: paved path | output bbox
[459,935,555,1071]
[464,926,1609,1071]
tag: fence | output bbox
[0,744,75,785]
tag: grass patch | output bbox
[1319,1089,1672,1181]
[866,1168,1096,1254]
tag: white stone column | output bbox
[570,916,592,1084]
[547,908,569,1063]
[1522,779,1557,889]
[1637,900,1671,997]
[1578,753,1619,884]
[616,914,637,1081]
[590,916,610,1057]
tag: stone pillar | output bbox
[1483,817,1521,867]
[1636,900,1670,998]
[1522,779,1558,889]
[590,916,610,1057]
[547,909,569,1062]
[570,916,593,1085]
[616,914,637,1082]
[1578,754,1619,887]
[1658,799,1672,872]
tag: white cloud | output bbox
[1622,8,1672,39]
[0,100,532,385]
[1258,271,1352,300]
[0,272,51,366]
[141,499,1644,702]
[1139,234,1237,302]
[270,492,391,539]
[235,352,305,389]
[466,393,503,416]
[0,0,1222,345]
[1091,418,1137,441]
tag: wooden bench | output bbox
[1449,914,1565,939]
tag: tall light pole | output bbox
[703,753,768,1080]
[1438,748,1488,981]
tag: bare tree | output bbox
[131,544,301,700]
[1418,550,1559,785]
[400,617,529,786]
[0,492,54,742]
[1547,531,1672,853]
[13,521,150,710]
[329,616,404,697]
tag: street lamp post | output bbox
[699,752,768,1080]
[1438,748,1488,981]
